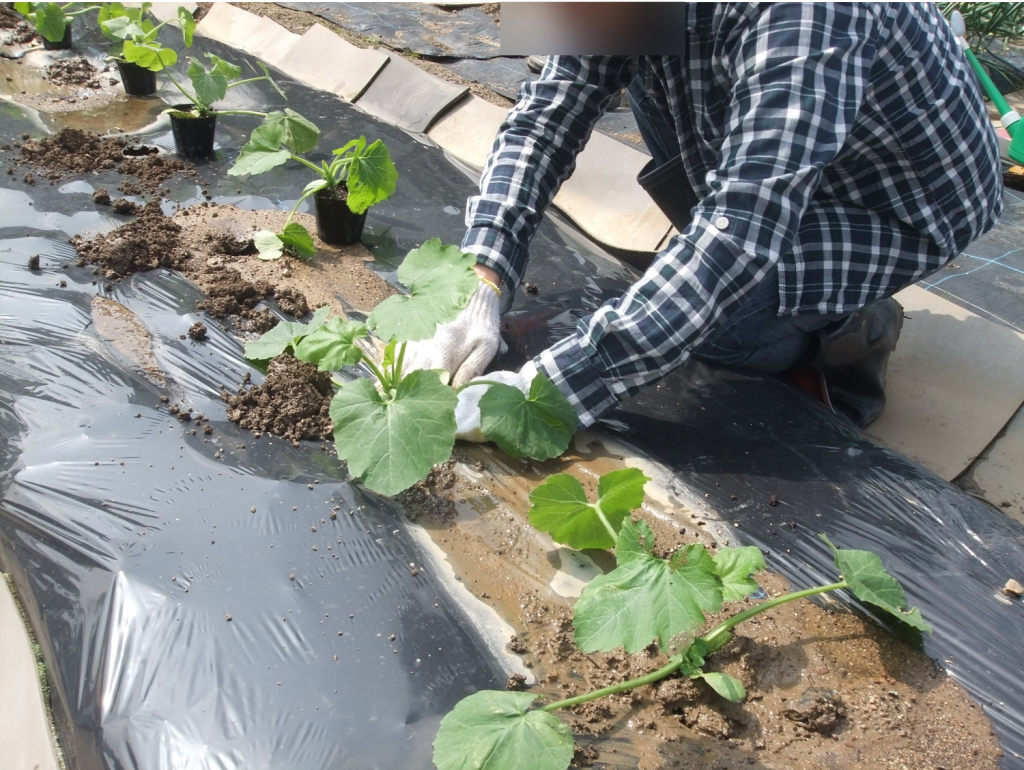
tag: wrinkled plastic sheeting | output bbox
[2,15,1024,770]
[279,2,501,59]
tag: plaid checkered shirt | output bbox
[461,3,1004,426]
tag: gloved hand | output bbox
[455,361,538,441]
[401,276,502,388]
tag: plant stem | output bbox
[394,341,407,384]
[291,155,326,176]
[700,581,847,650]
[227,76,270,90]
[541,656,685,712]
[163,70,202,110]
[360,354,388,390]
[215,110,269,118]
[539,580,849,714]
[591,503,618,543]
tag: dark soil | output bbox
[46,58,100,87]
[10,128,194,193]
[73,198,187,276]
[188,321,208,341]
[111,198,140,216]
[92,188,111,205]
[1,5,36,45]
[0,5,23,29]
[275,286,309,317]
[225,353,333,441]
[196,267,273,318]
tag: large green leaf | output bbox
[243,306,330,361]
[345,138,398,214]
[188,56,228,106]
[479,374,576,461]
[228,121,291,177]
[294,318,368,371]
[101,15,147,42]
[573,519,723,652]
[36,2,67,42]
[123,39,177,71]
[819,535,932,633]
[367,238,478,342]
[433,691,574,770]
[253,230,286,261]
[279,222,315,259]
[528,468,648,550]
[711,546,766,603]
[264,108,320,154]
[178,5,196,46]
[330,370,457,496]
[207,53,242,81]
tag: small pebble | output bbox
[1003,578,1023,597]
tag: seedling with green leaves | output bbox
[433,470,931,770]
[14,2,99,44]
[229,134,398,260]
[243,238,576,495]
[97,2,195,72]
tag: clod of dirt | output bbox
[276,286,309,317]
[782,687,845,733]
[111,198,140,216]
[1,6,35,44]
[92,189,111,205]
[397,462,459,521]
[196,267,273,319]
[46,58,100,87]
[188,322,208,341]
[27,255,39,271]
[506,673,527,691]
[72,198,188,277]
[523,282,539,295]
[12,128,193,193]
[1004,578,1023,597]
[227,353,333,441]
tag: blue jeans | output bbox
[625,76,848,374]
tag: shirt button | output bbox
[715,216,730,230]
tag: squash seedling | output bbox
[229,133,398,255]
[162,53,319,159]
[14,2,100,49]
[243,238,576,494]
[97,2,196,95]
[433,470,932,770]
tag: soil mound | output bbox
[226,354,333,441]
[72,198,188,277]
[12,128,192,192]
[46,58,100,87]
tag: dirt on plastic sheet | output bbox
[45,57,100,87]
[0,5,35,45]
[397,441,1002,770]
[225,353,333,442]
[9,128,194,192]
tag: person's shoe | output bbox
[526,55,546,73]
[817,298,904,428]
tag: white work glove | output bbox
[402,277,502,389]
[455,361,538,441]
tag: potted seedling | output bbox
[432,470,932,770]
[97,2,196,96]
[243,238,577,495]
[163,53,316,158]
[14,2,99,49]
[229,132,397,253]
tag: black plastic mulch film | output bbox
[1,16,1023,770]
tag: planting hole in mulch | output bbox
[7,128,194,192]
[400,450,1003,770]
[45,57,100,87]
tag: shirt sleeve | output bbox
[535,3,879,426]
[460,55,632,289]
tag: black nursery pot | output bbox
[168,103,217,158]
[314,187,367,245]
[116,60,157,96]
[41,25,72,50]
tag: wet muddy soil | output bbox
[45,57,99,87]
[400,443,1001,770]
[224,353,333,442]
[7,128,194,192]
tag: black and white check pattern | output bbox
[462,3,1004,426]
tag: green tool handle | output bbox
[962,47,1018,138]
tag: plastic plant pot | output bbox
[314,187,367,245]
[169,103,217,158]
[41,24,72,50]
[116,60,157,97]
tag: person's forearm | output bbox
[472,263,500,287]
